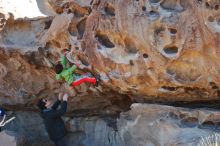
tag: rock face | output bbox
[68,0,220,101]
[68,103,220,146]
[0,0,220,107]
[117,103,220,146]
[0,1,220,145]
[0,130,26,146]
[2,104,220,146]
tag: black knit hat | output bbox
[54,63,63,74]
[37,99,46,111]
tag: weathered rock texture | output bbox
[2,104,220,146]
[0,130,27,146]
[1,0,220,145]
[65,0,220,101]
[1,0,220,106]
[0,0,220,143]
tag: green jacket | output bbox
[55,54,77,85]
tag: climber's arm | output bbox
[70,65,77,73]
[51,100,61,110]
[60,54,67,68]
[55,74,62,80]
[44,101,67,118]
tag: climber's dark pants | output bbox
[54,137,67,146]
[71,73,96,87]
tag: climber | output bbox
[0,108,16,132]
[37,93,69,146]
[54,48,100,87]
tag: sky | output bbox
[0,0,55,19]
